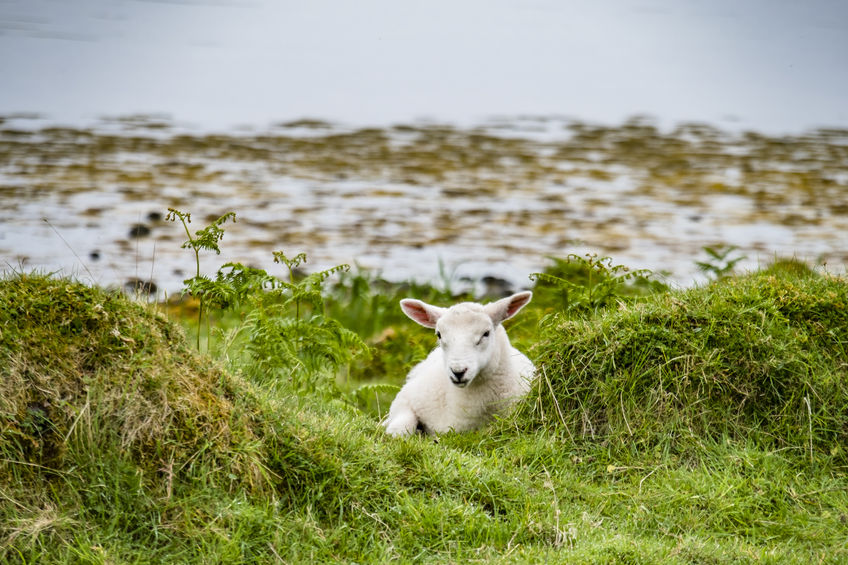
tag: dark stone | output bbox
[89,250,101,261]
[146,211,163,223]
[481,275,514,297]
[129,223,151,238]
[124,278,158,295]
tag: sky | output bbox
[1,0,848,132]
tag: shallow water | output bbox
[1,115,846,294]
[2,0,848,133]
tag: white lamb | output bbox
[383,291,535,436]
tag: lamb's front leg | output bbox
[383,394,419,437]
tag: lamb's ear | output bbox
[400,299,445,328]
[484,291,532,325]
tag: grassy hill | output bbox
[1,267,847,563]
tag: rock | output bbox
[124,278,158,295]
[128,223,151,238]
[481,275,514,298]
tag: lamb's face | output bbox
[399,292,532,389]
[435,308,495,388]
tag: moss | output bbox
[0,273,250,471]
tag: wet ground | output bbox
[1,114,846,294]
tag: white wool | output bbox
[383,292,535,436]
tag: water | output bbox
[2,0,847,132]
[1,117,846,295]
[1,1,847,293]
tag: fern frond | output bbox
[530,271,564,286]
[306,264,351,285]
[353,382,401,396]
[191,212,236,254]
[273,251,308,271]
[216,262,277,297]
[529,271,580,291]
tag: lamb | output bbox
[383,291,535,436]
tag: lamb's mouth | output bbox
[450,377,469,388]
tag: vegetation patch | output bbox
[0,273,244,466]
[522,262,848,463]
[2,262,848,562]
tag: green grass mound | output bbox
[2,271,847,563]
[525,265,848,461]
[0,274,284,560]
[0,273,259,471]
[0,274,568,562]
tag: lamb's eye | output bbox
[482,330,490,338]
[436,331,441,340]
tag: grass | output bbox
[2,263,848,563]
[523,261,848,459]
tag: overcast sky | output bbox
[2,0,847,132]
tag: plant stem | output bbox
[197,301,203,351]
[177,215,203,350]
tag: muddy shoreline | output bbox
[2,114,846,295]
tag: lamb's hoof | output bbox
[384,409,420,437]
[385,426,412,437]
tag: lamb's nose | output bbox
[451,368,467,380]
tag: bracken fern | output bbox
[166,208,237,348]
[166,208,367,394]
[245,253,368,393]
[530,253,663,314]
